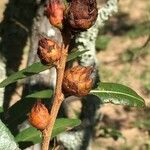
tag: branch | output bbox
[41,45,69,150]
[41,0,119,149]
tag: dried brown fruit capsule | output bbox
[28,102,50,130]
[66,0,98,31]
[62,66,93,96]
[46,0,65,29]
[37,38,61,65]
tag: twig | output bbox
[41,44,69,150]
[143,34,150,48]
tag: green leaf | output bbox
[25,89,53,99]
[134,120,150,130]
[15,118,81,149]
[90,82,145,107]
[99,127,124,141]
[6,90,53,127]
[0,107,3,113]
[0,119,20,150]
[6,98,36,127]
[0,50,87,88]
[96,36,111,51]
[51,118,81,138]
[15,127,41,148]
[108,128,123,140]
[0,62,51,88]
[67,50,88,62]
[125,22,150,38]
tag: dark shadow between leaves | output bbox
[4,98,36,135]
[18,141,35,149]
[79,94,102,150]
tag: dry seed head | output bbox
[66,0,98,31]
[62,66,93,96]
[37,38,61,65]
[28,102,50,130]
[46,0,65,29]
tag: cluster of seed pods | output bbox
[28,0,97,130]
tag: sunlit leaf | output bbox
[0,119,19,150]
[0,62,50,88]
[90,82,145,107]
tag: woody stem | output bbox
[41,45,69,150]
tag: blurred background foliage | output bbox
[94,0,150,149]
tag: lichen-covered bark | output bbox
[76,0,118,67]
[0,56,6,108]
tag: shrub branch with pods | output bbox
[0,0,145,150]
[29,0,98,149]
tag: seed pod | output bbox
[46,0,65,29]
[62,66,93,96]
[37,38,61,65]
[66,0,98,31]
[28,102,50,130]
